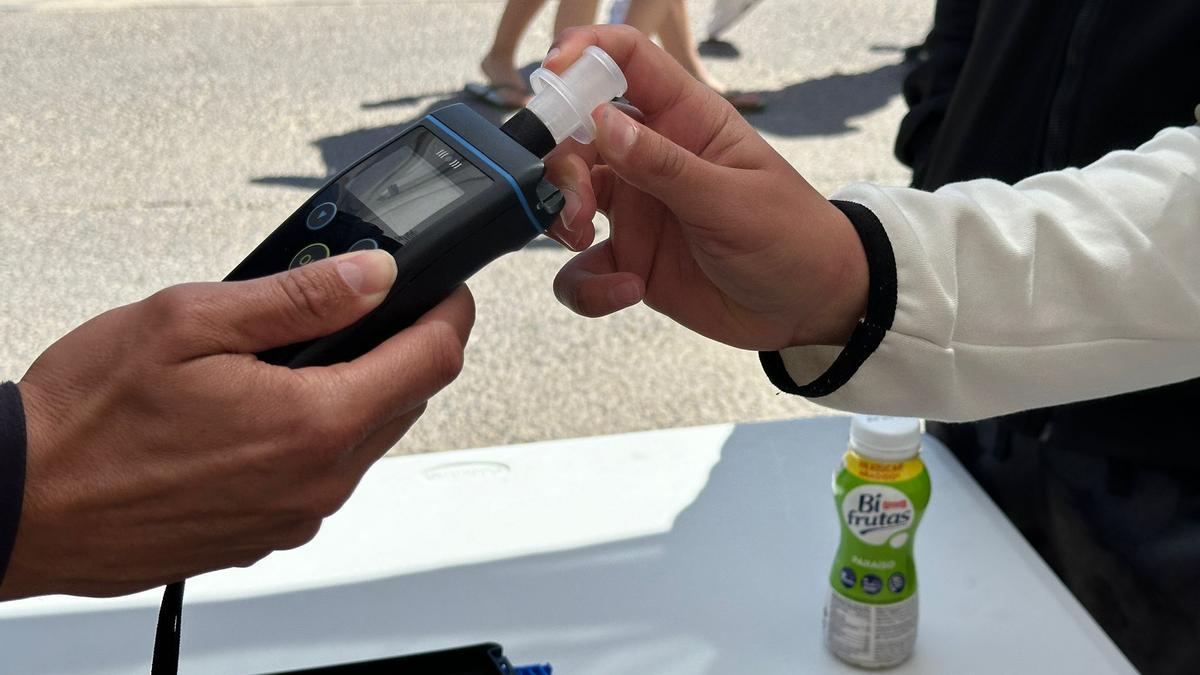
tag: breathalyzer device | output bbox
[227,46,627,367]
[150,48,626,675]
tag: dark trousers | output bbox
[931,384,1200,675]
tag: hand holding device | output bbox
[229,46,627,368]
[544,25,869,350]
[5,253,473,599]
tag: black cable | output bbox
[151,580,185,675]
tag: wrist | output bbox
[1,380,72,600]
[789,200,870,347]
[763,200,895,399]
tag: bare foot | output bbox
[479,52,532,107]
[715,88,765,112]
[698,74,764,112]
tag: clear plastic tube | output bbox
[526,46,629,145]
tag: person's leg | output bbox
[654,0,710,82]
[552,0,599,36]
[706,0,764,41]
[480,0,547,99]
[623,0,674,38]
[627,0,764,110]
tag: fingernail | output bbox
[559,188,581,234]
[337,250,396,296]
[542,47,560,67]
[609,280,642,308]
[544,230,571,250]
[600,104,638,156]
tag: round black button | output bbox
[348,238,379,252]
[306,202,337,230]
[289,243,330,269]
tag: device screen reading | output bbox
[343,128,491,244]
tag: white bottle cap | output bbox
[527,46,628,145]
[849,415,923,461]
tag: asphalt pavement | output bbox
[0,0,933,453]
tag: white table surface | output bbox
[0,417,1136,674]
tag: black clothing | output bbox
[0,381,27,589]
[898,2,1200,673]
[899,0,1200,188]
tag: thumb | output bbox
[162,249,397,357]
[591,103,723,222]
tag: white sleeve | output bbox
[773,124,1200,422]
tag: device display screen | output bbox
[341,128,491,244]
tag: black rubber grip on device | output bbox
[501,109,555,158]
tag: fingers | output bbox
[545,24,708,123]
[542,103,644,251]
[317,285,475,429]
[610,101,646,124]
[553,241,645,317]
[590,103,727,224]
[543,151,598,251]
[150,250,397,359]
[264,403,426,560]
[343,404,426,477]
[591,165,617,216]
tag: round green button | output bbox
[289,242,330,269]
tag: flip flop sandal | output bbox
[464,82,531,109]
[721,90,766,113]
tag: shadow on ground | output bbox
[251,57,907,194]
[251,89,505,192]
[251,63,543,191]
[746,61,906,137]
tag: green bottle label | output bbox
[829,450,931,604]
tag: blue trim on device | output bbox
[424,115,544,233]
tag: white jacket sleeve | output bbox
[770,123,1200,422]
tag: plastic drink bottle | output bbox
[823,416,931,668]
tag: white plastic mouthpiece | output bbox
[527,46,629,145]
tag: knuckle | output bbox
[306,415,358,461]
[649,142,687,180]
[610,23,641,43]
[275,265,343,322]
[275,390,354,465]
[425,322,465,383]
[549,152,586,184]
[139,284,222,354]
[142,285,194,333]
[274,376,312,417]
[322,403,370,456]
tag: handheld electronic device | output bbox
[227,103,559,366]
[228,45,627,367]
